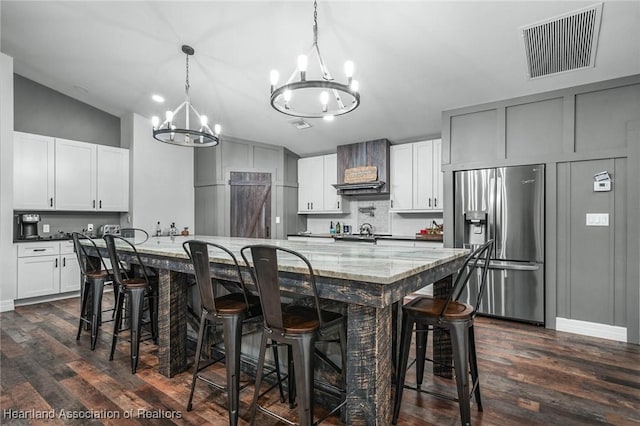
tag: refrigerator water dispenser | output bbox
[464,210,488,246]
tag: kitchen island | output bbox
[83,235,467,425]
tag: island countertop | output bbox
[98,235,465,285]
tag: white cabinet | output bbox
[13,132,130,212]
[13,132,55,210]
[96,145,130,211]
[17,241,81,299]
[55,138,97,210]
[298,156,324,213]
[390,139,442,212]
[298,154,348,214]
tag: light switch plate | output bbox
[275,216,281,224]
[586,213,609,226]
[43,224,50,233]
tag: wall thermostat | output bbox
[593,171,612,192]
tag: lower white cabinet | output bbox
[17,241,81,299]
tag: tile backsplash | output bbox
[304,196,443,236]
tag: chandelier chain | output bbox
[313,0,318,44]
[185,51,190,95]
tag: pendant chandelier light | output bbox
[269,0,360,119]
[152,45,221,147]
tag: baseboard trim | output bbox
[0,299,15,312]
[556,317,627,342]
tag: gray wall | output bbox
[14,74,120,147]
[442,75,640,344]
[194,135,299,239]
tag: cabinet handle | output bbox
[33,248,46,252]
[63,258,66,267]
[99,200,102,209]
[50,198,53,207]
[311,202,313,210]
[93,200,96,208]
[337,201,340,209]
[434,197,437,207]
[55,258,58,268]
[429,198,432,207]
[391,200,394,208]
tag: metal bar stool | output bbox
[183,240,286,426]
[104,234,158,374]
[73,232,116,350]
[393,240,494,426]
[240,244,347,426]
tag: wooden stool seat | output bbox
[86,270,110,279]
[214,293,253,315]
[122,278,148,289]
[405,296,474,320]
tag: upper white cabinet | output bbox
[298,154,348,214]
[96,145,130,211]
[13,132,129,212]
[14,132,55,210]
[55,138,97,210]
[390,139,443,212]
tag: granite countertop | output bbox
[14,236,73,243]
[85,235,466,285]
[288,233,444,242]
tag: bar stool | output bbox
[240,244,347,426]
[73,232,115,350]
[393,240,494,426]
[183,240,286,426]
[104,234,158,374]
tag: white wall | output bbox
[0,53,16,311]
[125,113,194,235]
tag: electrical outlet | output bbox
[276,216,281,224]
[87,223,94,231]
[43,224,50,233]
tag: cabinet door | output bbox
[13,132,55,210]
[97,146,129,211]
[414,141,434,210]
[55,138,97,210]
[60,254,81,293]
[17,256,60,298]
[323,154,340,211]
[298,156,324,212]
[432,139,443,210]
[390,144,414,210]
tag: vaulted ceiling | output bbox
[2,1,639,156]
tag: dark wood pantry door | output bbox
[229,171,272,238]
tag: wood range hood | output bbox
[334,139,390,196]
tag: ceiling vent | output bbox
[288,118,312,130]
[521,3,603,79]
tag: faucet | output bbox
[360,223,374,236]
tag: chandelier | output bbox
[269,0,360,119]
[152,45,221,147]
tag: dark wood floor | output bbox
[1,297,639,425]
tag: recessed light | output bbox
[152,94,165,103]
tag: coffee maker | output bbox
[19,213,40,239]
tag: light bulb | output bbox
[200,115,208,127]
[165,110,174,122]
[344,61,354,78]
[284,90,292,102]
[214,124,221,135]
[151,116,160,129]
[323,115,335,122]
[270,70,280,86]
[350,80,360,92]
[297,55,308,72]
[151,94,164,103]
[320,91,329,113]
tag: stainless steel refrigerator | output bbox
[454,165,545,324]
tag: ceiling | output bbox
[2,1,639,156]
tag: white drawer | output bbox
[17,242,60,257]
[59,240,76,254]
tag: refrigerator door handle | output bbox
[477,260,540,271]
